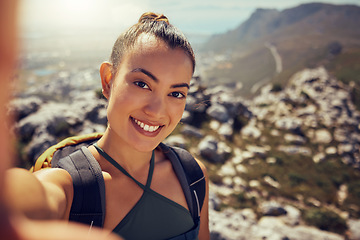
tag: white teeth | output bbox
[134,118,160,133]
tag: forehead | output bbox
[121,34,193,80]
[129,34,173,59]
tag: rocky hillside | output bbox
[198,3,360,102]
[10,66,360,239]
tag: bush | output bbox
[288,172,306,187]
[303,207,347,234]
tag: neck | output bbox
[97,128,155,173]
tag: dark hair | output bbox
[110,12,195,76]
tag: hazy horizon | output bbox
[20,0,360,37]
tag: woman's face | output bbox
[102,34,193,152]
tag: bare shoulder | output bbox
[6,167,72,188]
[33,167,73,185]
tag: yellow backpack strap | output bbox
[30,132,104,172]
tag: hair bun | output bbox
[139,12,169,24]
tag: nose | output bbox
[143,95,167,118]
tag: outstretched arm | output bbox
[4,167,73,220]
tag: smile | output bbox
[133,118,161,133]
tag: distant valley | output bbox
[197,2,360,110]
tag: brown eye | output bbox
[169,91,185,99]
[134,81,150,89]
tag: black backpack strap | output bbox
[159,143,206,225]
[56,146,105,228]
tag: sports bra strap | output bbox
[93,143,154,189]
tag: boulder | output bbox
[348,219,360,240]
[259,201,287,217]
[198,136,230,163]
[314,129,333,144]
[281,205,301,226]
[206,104,230,123]
[180,124,204,138]
[218,122,234,139]
[8,96,43,120]
[241,124,262,139]
[163,135,187,149]
[274,117,302,131]
[26,130,57,163]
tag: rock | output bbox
[313,152,326,163]
[180,124,204,138]
[185,95,207,113]
[274,117,302,131]
[209,191,222,211]
[233,176,247,188]
[163,135,187,149]
[266,157,277,164]
[259,201,287,216]
[333,128,348,142]
[325,146,337,155]
[241,124,262,139]
[206,104,230,123]
[8,96,43,120]
[277,145,312,156]
[218,122,234,139]
[180,110,192,123]
[198,136,230,163]
[246,144,270,158]
[209,208,257,240]
[16,102,76,141]
[198,135,219,163]
[77,120,106,135]
[338,143,355,155]
[284,133,307,145]
[249,180,261,188]
[314,129,332,144]
[348,219,360,240]
[26,131,57,162]
[71,91,107,125]
[219,162,236,177]
[255,216,343,240]
[337,184,348,205]
[281,205,301,226]
[235,164,248,174]
[263,176,281,188]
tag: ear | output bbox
[100,62,113,99]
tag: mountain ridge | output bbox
[199,2,360,102]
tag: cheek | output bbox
[169,101,186,123]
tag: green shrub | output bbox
[303,208,347,234]
[288,172,307,187]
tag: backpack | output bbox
[32,132,206,238]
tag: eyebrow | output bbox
[171,83,190,89]
[131,68,190,89]
[131,68,158,82]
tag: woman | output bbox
[7,12,209,239]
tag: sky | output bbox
[19,0,360,37]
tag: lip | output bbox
[130,117,164,137]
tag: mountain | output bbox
[199,2,360,103]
